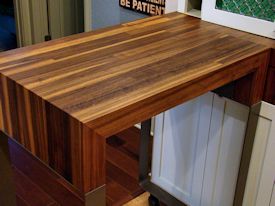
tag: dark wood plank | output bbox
[10,127,144,206]
[264,66,275,104]
[9,139,85,206]
[270,49,275,67]
[106,161,143,196]
[107,135,139,161]
[106,177,133,206]
[107,144,139,180]
[114,127,141,157]
[233,74,253,105]
[16,196,30,206]
[13,166,57,206]
[0,132,16,206]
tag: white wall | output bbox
[165,0,179,13]
[90,0,182,30]
[91,0,147,30]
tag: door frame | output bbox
[13,0,89,47]
[201,0,275,39]
[84,0,92,31]
[13,0,49,47]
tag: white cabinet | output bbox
[151,92,249,206]
[243,102,275,206]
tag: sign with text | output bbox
[120,0,166,16]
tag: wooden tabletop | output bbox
[0,13,271,135]
[0,12,272,195]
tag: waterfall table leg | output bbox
[0,132,16,206]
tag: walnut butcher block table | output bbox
[0,12,273,206]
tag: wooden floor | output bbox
[10,127,145,206]
[106,128,144,205]
[124,193,150,206]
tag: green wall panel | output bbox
[216,0,275,22]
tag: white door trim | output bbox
[201,0,275,39]
[13,0,49,46]
[84,0,92,31]
[13,0,33,46]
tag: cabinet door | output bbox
[201,95,249,206]
[151,92,249,206]
[243,102,275,206]
[152,92,213,205]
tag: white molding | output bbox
[177,0,186,13]
[48,0,63,39]
[201,0,275,39]
[13,0,33,46]
[14,0,85,46]
[165,0,179,13]
[30,0,49,43]
[48,0,84,38]
[13,0,23,47]
[135,117,155,136]
[84,0,92,31]
[177,0,201,18]
[13,0,49,46]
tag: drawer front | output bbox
[264,67,275,105]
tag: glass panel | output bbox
[215,0,275,22]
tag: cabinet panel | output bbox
[152,93,213,205]
[201,96,249,206]
[243,102,275,206]
[151,92,249,206]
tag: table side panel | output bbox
[0,75,86,192]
